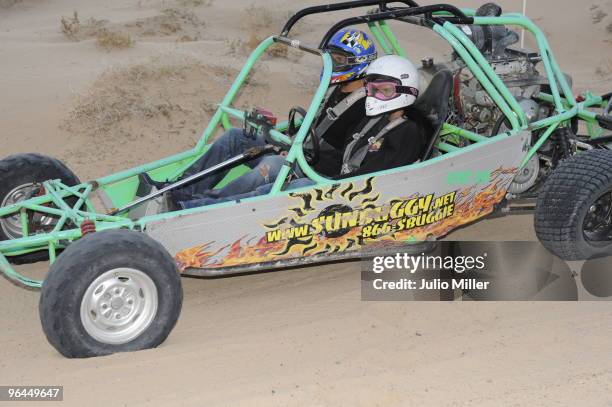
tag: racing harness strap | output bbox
[314,86,367,137]
[302,86,368,158]
[340,116,407,175]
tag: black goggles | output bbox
[329,50,377,72]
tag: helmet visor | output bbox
[330,50,351,71]
[329,49,377,72]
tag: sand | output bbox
[0,0,611,405]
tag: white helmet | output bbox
[364,55,420,116]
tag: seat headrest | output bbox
[412,69,453,127]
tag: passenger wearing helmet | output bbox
[146,28,377,208]
[336,54,426,177]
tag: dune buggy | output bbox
[1,1,611,358]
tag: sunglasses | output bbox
[365,80,419,101]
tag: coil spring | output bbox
[80,219,96,236]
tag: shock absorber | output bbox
[80,219,96,236]
[552,127,573,166]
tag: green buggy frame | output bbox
[0,1,610,357]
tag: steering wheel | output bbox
[287,107,320,166]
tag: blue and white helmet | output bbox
[326,28,377,84]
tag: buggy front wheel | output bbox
[39,229,183,358]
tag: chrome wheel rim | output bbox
[0,183,41,239]
[80,268,158,345]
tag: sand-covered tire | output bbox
[535,149,612,260]
[0,153,80,264]
[39,229,183,358]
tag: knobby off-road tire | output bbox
[39,229,183,358]
[0,153,80,264]
[535,149,612,260]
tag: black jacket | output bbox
[316,87,366,150]
[343,110,427,178]
[314,108,427,178]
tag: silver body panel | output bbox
[145,131,529,275]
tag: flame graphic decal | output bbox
[175,169,517,271]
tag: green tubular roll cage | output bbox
[0,2,609,288]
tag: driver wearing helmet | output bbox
[313,28,378,162]
[143,28,377,208]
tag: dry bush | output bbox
[241,33,288,58]
[61,57,257,177]
[60,11,81,40]
[124,7,205,40]
[61,57,266,144]
[60,7,205,45]
[96,29,134,50]
[60,11,109,41]
[227,3,305,60]
[60,12,132,49]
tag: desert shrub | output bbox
[60,11,81,39]
[60,7,205,46]
[60,11,109,41]
[96,29,134,49]
[124,7,205,40]
[226,3,305,60]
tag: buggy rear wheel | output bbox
[535,149,612,260]
[0,153,80,264]
[39,229,183,358]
